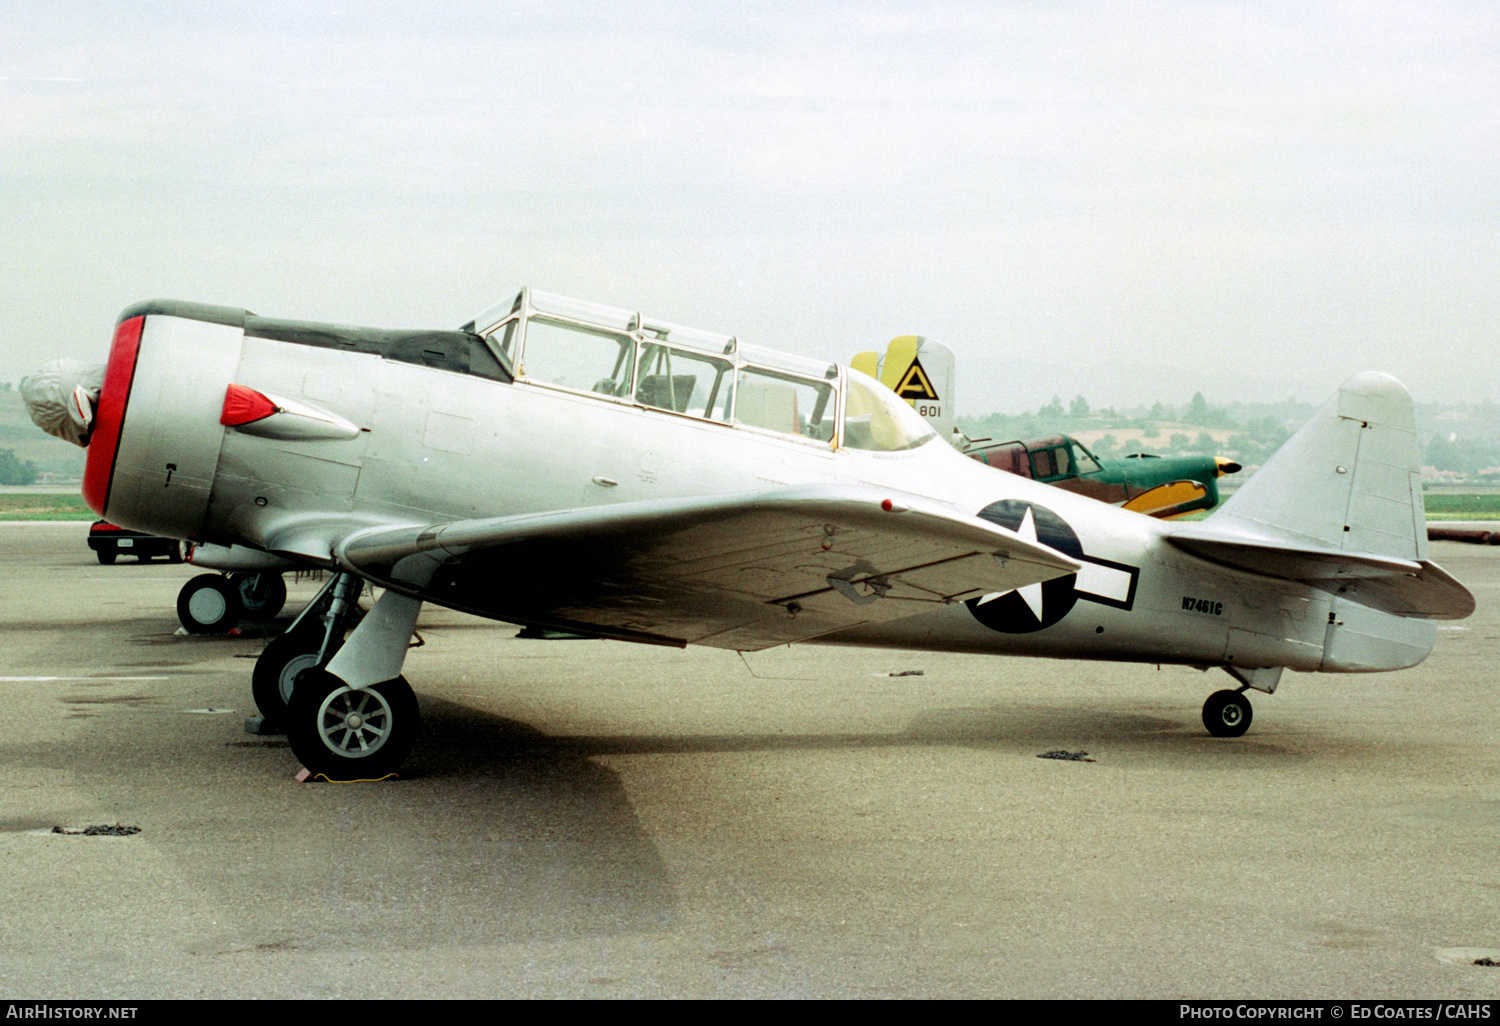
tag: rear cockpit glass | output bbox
[636,344,734,421]
[842,368,937,452]
[977,441,1032,477]
[520,318,635,398]
[735,369,834,441]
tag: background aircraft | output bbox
[961,435,1239,518]
[23,288,1473,780]
[855,335,1241,518]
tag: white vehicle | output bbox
[24,288,1473,778]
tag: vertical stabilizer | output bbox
[1205,372,1426,560]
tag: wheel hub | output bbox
[316,686,392,758]
[279,652,321,704]
[187,588,227,623]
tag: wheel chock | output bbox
[293,766,398,784]
[243,715,283,736]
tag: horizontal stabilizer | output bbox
[1167,530,1474,619]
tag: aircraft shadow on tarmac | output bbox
[17,691,680,949]
[249,700,684,947]
[411,695,1321,783]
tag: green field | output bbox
[1422,494,1500,519]
[0,493,95,521]
[1187,494,1500,522]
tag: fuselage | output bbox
[87,293,1431,677]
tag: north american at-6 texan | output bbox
[23,289,1475,778]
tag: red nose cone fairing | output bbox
[220,383,278,426]
[81,316,145,517]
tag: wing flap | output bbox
[337,484,1081,650]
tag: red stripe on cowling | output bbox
[82,316,145,517]
[220,383,277,426]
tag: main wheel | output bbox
[232,572,288,619]
[97,550,116,565]
[176,574,242,634]
[251,629,335,727]
[286,670,420,779]
[1202,689,1253,737]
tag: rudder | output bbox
[1204,371,1426,560]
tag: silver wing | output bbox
[335,483,1081,650]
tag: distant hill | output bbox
[0,388,85,482]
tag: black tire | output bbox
[286,670,420,779]
[176,574,242,634]
[97,550,116,565]
[168,544,184,564]
[1202,689,1253,737]
[251,629,332,727]
[233,572,288,619]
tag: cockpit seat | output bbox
[636,374,697,413]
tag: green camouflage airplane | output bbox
[961,434,1241,518]
[855,337,1241,519]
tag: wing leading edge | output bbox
[335,484,1082,651]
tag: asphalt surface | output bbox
[1,522,1497,999]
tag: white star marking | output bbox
[974,506,1047,621]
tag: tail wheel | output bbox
[251,629,337,727]
[176,574,241,634]
[286,670,420,779]
[232,572,288,619]
[1202,689,1253,737]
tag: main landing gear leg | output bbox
[250,572,357,730]
[285,588,424,778]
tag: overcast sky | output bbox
[2,1,1495,412]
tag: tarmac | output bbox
[1,521,1497,999]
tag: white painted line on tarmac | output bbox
[0,676,171,682]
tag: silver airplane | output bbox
[23,288,1475,778]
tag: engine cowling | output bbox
[80,305,246,541]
